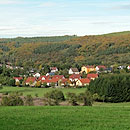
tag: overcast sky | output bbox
[0,0,130,37]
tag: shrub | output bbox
[35,93,39,97]
[24,95,34,106]
[44,90,65,105]
[0,85,3,90]
[44,98,58,106]
[67,92,78,106]
[8,79,15,86]
[78,90,93,106]
[42,83,47,88]
[1,93,24,106]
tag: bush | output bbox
[78,90,93,106]
[44,98,58,106]
[8,79,15,86]
[35,93,39,97]
[88,74,130,103]
[24,95,34,106]
[67,92,78,106]
[44,90,65,105]
[1,93,24,106]
[0,85,3,90]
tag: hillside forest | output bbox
[0,31,130,70]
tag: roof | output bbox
[96,65,106,69]
[41,78,59,83]
[13,77,23,80]
[87,74,98,79]
[53,75,65,79]
[26,77,36,83]
[83,66,95,68]
[70,68,79,72]
[79,78,90,84]
[50,67,58,70]
[69,74,81,79]
[61,79,68,83]
[38,75,49,81]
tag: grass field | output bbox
[0,87,130,130]
[0,105,130,130]
[0,86,86,97]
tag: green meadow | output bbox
[0,86,86,97]
[0,87,130,130]
[0,105,130,130]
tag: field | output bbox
[0,86,86,97]
[0,105,130,130]
[0,87,130,130]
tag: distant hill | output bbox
[103,31,130,36]
[0,32,130,69]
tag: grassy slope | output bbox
[0,106,130,130]
[0,86,86,97]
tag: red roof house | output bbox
[76,78,91,86]
[69,74,81,81]
[26,77,37,86]
[96,65,106,71]
[87,74,98,80]
[52,75,65,79]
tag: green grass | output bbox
[0,86,86,97]
[0,87,130,130]
[0,106,130,130]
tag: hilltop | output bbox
[0,31,130,69]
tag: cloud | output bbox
[39,2,57,7]
[0,0,22,5]
[111,4,130,10]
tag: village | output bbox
[11,64,130,88]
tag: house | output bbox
[87,73,98,80]
[60,79,68,86]
[69,74,81,81]
[96,65,106,71]
[69,68,79,75]
[6,65,13,69]
[41,78,59,86]
[81,66,96,74]
[127,66,130,70]
[76,78,90,86]
[46,72,55,76]
[33,73,40,78]
[38,75,50,81]
[13,77,23,82]
[50,67,58,73]
[52,75,65,79]
[117,66,126,70]
[26,77,37,86]
[104,67,113,73]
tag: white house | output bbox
[127,66,130,70]
[33,73,40,78]
[69,68,79,75]
[50,67,58,73]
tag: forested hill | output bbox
[0,31,130,69]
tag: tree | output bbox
[1,93,24,106]
[8,79,15,86]
[67,92,78,106]
[42,82,47,88]
[44,90,65,105]
[88,74,130,103]
[24,95,34,106]
[35,81,41,88]
[78,90,93,106]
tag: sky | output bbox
[0,0,130,38]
